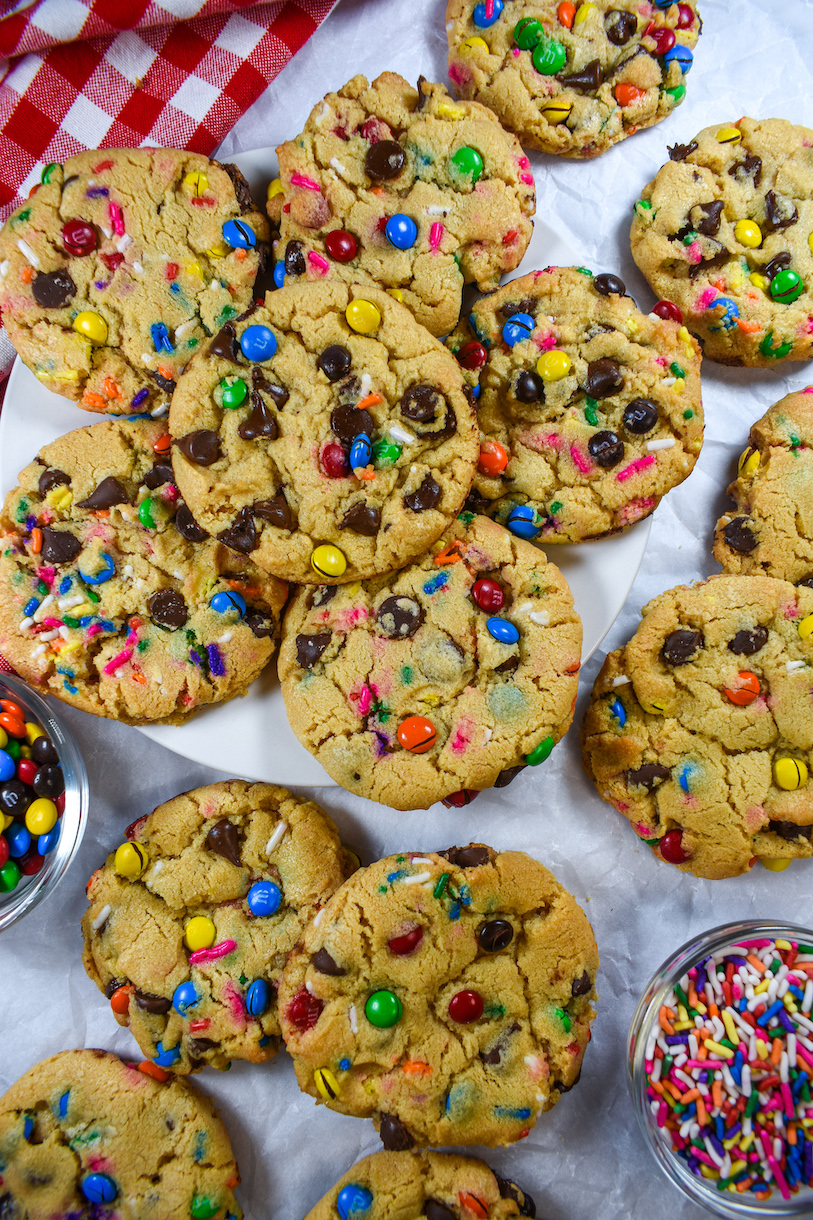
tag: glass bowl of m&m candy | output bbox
[628,921,813,1217]
[0,672,88,930]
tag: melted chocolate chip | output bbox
[134,991,171,1014]
[690,200,724,236]
[312,948,345,975]
[404,473,441,512]
[284,239,306,276]
[40,527,81,565]
[400,383,444,424]
[254,494,293,530]
[588,430,624,467]
[310,585,337,608]
[728,626,768,655]
[494,764,525,787]
[150,369,176,393]
[479,1021,521,1066]
[668,140,699,162]
[585,358,623,399]
[296,633,331,670]
[515,370,545,403]
[416,75,429,110]
[378,1113,414,1150]
[494,655,519,675]
[238,393,278,441]
[31,269,76,309]
[175,431,222,466]
[208,322,240,361]
[331,401,374,442]
[377,596,424,638]
[77,476,128,510]
[104,978,126,999]
[463,487,490,514]
[478,919,513,952]
[722,517,758,553]
[245,612,275,638]
[188,1037,218,1054]
[143,462,174,489]
[688,245,729,280]
[175,503,208,542]
[365,140,406,181]
[605,8,636,43]
[623,398,658,434]
[205,818,242,866]
[496,1178,536,1218]
[571,971,592,996]
[662,629,703,665]
[765,189,798,231]
[560,58,602,91]
[217,507,257,553]
[425,1202,456,1220]
[729,155,762,187]
[765,252,792,280]
[439,844,490,868]
[626,763,671,790]
[254,367,288,407]
[147,589,188,629]
[769,820,812,841]
[38,468,70,497]
[340,503,380,535]
[593,272,626,296]
[219,161,254,211]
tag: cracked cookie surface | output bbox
[266,73,535,337]
[630,118,813,366]
[0,149,269,414]
[82,781,356,1075]
[714,389,813,585]
[0,420,287,724]
[446,0,700,159]
[450,267,702,543]
[169,282,478,585]
[279,845,598,1148]
[581,575,813,879]
[279,514,581,809]
[0,1048,242,1220]
[305,1150,535,1220]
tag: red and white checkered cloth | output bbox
[0,0,337,394]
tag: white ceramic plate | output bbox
[0,147,650,785]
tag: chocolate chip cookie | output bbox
[450,267,703,542]
[630,118,813,365]
[0,150,269,414]
[279,513,581,809]
[446,0,701,159]
[279,845,598,1148]
[581,575,813,879]
[169,282,478,585]
[0,419,287,724]
[266,72,535,337]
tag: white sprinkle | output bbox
[150,402,168,418]
[388,423,415,445]
[99,225,112,239]
[152,860,164,875]
[529,610,550,625]
[647,438,675,452]
[612,675,631,687]
[786,660,805,672]
[359,373,372,397]
[349,1003,358,1033]
[329,157,349,177]
[173,570,184,580]
[218,632,233,644]
[123,564,134,578]
[38,630,58,642]
[410,857,433,865]
[209,279,219,291]
[116,234,132,253]
[741,1063,752,1097]
[535,1092,546,1103]
[425,205,448,216]
[132,261,143,274]
[483,727,493,742]
[266,821,288,854]
[803,980,813,1013]
[403,871,432,885]
[662,376,676,387]
[58,625,71,640]
[141,353,155,366]
[445,19,455,29]
[57,594,84,610]
[305,980,316,994]
[315,101,331,125]
[517,601,533,615]
[0,260,8,277]
[31,644,47,658]
[313,908,324,927]
[16,239,39,267]
[19,617,34,631]
[174,321,194,339]
[91,904,111,930]
[113,669,125,680]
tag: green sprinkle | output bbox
[683,409,694,419]
[239,974,247,985]
[682,231,698,246]
[187,338,198,348]
[576,267,593,277]
[137,639,148,652]
[669,362,686,379]
[584,405,598,426]
[86,588,100,603]
[770,958,782,974]
[17,208,31,223]
[791,434,802,449]
[62,616,79,628]
[675,984,690,1009]
[484,1003,506,1017]
[396,856,405,863]
[549,501,563,514]
[378,885,388,893]
[38,581,49,595]
[745,1091,760,1117]
[401,665,413,685]
[799,944,813,953]
[434,872,450,899]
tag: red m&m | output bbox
[61,219,97,257]
[471,578,505,612]
[449,990,484,1023]
[325,230,358,262]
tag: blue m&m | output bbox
[502,312,534,347]
[38,825,60,855]
[0,750,14,782]
[473,0,503,26]
[222,219,257,249]
[337,1185,374,1219]
[247,879,282,916]
[273,261,285,288]
[350,434,373,470]
[385,214,418,249]
[486,617,520,645]
[210,591,247,617]
[663,45,693,73]
[246,978,271,1016]
[81,1174,118,1204]
[506,505,541,539]
[153,1041,181,1067]
[240,324,277,362]
[172,981,200,1013]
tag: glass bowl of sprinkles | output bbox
[628,921,813,1217]
[0,672,88,931]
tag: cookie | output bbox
[0,150,269,414]
[278,514,581,809]
[266,72,535,337]
[169,282,479,585]
[0,1048,242,1219]
[581,575,813,879]
[0,420,287,724]
[450,267,703,542]
[305,1150,537,1220]
[630,118,813,366]
[82,781,355,1075]
[279,845,598,1148]
[446,0,701,159]
[714,389,813,585]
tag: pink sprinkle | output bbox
[357,684,372,716]
[109,202,124,235]
[685,241,702,265]
[103,647,133,675]
[545,432,564,450]
[188,939,238,965]
[308,250,330,274]
[512,46,521,56]
[570,443,592,475]
[161,483,179,503]
[290,171,321,191]
[451,729,469,754]
[656,1101,667,1128]
[732,939,774,949]
[616,454,656,482]
[520,173,534,186]
[485,0,494,16]
[449,63,470,86]
[655,356,667,366]
[692,1150,719,1170]
[518,156,530,169]
[783,601,799,619]
[633,822,651,837]
[781,1081,795,1118]
[224,980,246,1027]
[36,566,55,587]
[126,628,138,645]
[697,287,718,310]
[534,331,557,351]
[86,624,102,638]
[429,222,444,250]
[803,386,813,394]
[614,801,630,811]
[41,617,63,629]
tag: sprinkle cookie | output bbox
[446,0,701,159]
[279,514,581,809]
[82,781,356,1075]
[714,389,813,585]
[630,118,813,366]
[169,282,478,585]
[305,1150,537,1220]
[0,1049,242,1219]
[266,73,535,337]
[0,150,269,415]
[0,420,287,724]
[581,575,813,879]
[279,845,598,1148]
[450,267,703,543]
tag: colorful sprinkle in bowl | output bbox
[628,921,813,1217]
[0,673,88,931]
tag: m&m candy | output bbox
[397,716,437,753]
[311,544,348,579]
[346,300,381,334]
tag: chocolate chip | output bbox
[690,200,724,236]
[623,398,658,434]
[331,402,374,442]
[40,527,81,565]
[769,820,812,841]
[219,161,254,212]
[728,626,768,655]
[439,844,490,868]
[188,1037,217,1054]
[175,503,208,542]
[514,370,545,403]
[494,764,525,787]
[208,322,240,361]
[143,462,174,489]
[150,369,176,393]
[310,585,337,608]
[415,75,429,110]
[32,765,64,799]
[147,589,188,629]
[688,244,729,279]
[585,358,623,399]
[425,1202,456,1220]
[205,818,241,866]
[463,487,490,514]
[378,1113,414,1150]
[77,476,129,510]
[134,991,171,1014]
[253,493,293,530]
[365,140,405,181]
[284,239,306,276]
[31,269,76,308]
[176,430,222,466]
[571,971,592,996]
[479,1021,520,1067]
[722,517,758,553]
[559,58,602,91]
[662,629,703,665]
[668,140,699,162]
[238,393,278,441]
[245,612,275,638]
[312,948,345,975]
[404,473,441,512]
[494,656,519,675]
[253,368,289,407]
[626,763,671,790]
[217,507,257,553]
[605,7,636,43]
[104,978,126,998]
[340,503,380,535]
[38,468,70,497]
[593,272,626,296]
[765,252,792,280]
[729,155,762,187]
[496,1178,536,1218]
[765,189,798,231]
[798,577,813,590]
[296,633,331,670]
[376,596,424,640]
[400,383,444,424]
[434,407,458,441]
[588,430,624,467]
[477,919,513,952]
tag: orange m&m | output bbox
[722,671,760,705]
[397,715,437,753]
[478,439,508,476]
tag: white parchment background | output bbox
[4,1,813,1216]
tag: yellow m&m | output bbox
[461,36,489,51]
[536,350,572,380]
[346,299,381,334]
[734,219,762,248]
[267,177,284,199]
[25,798,57,835]
[773,757,808,791]
[184,915,216,951]
[737,447,759,477]
[182,171,208,196]
[541,101,572,124]
[573,2,596,23]
[750,272,770,292]
[314,1068,340,1100]
[311,544,347,579]
[798,614,813,640]
[114,841,149,879]
[761,858,792,872]
[387,288,404,302]
[73,311,107,344]
[716,127,742,145]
